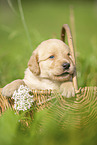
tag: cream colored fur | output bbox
[23,68,61,90]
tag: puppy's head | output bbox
[28,39,75,81]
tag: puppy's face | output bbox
[28,39,75,81]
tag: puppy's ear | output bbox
[28,52,40,75]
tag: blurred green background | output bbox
[0,0,97,88]
[0,0,97,145]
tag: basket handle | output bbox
[61,24,78,91]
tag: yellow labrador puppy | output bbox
[2,39,75,98]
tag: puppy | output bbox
[2,39,75,98]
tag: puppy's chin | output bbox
[50,73,71,82]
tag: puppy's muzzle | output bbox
[62,63,70,70]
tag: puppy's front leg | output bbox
[60,81,75,98]
[2,79,25,97]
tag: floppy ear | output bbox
[28,52,40,75]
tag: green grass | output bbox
[0,1,97,145]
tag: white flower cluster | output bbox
[12,85,34,111]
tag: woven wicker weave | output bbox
[0,87,97,117]
[0,88,12,115]
[0,88,53,114]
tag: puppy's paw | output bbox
[2,79,25,97]
[60,81,75,98]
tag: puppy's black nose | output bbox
[62,63,70,69]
